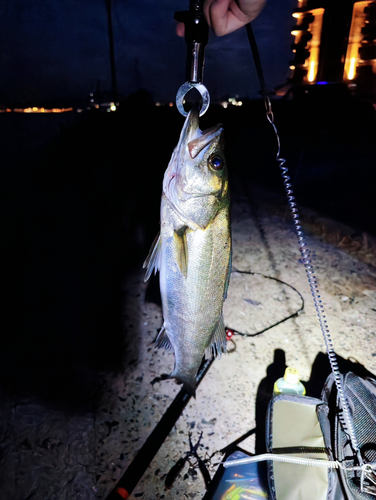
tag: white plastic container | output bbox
[273,367,306,396]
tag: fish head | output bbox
[163,109,228,208]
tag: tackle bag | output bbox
[265,372,376,500]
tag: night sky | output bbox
[1,0,296,106]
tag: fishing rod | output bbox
[104,357,213,499]
[105,5,212,498]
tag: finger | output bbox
[206,0,250,36]
[237,0,266,23]
[176,21,185,37]
[204,0,266,36]
[204,0,231,33]
[203,0,216,30]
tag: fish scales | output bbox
[143,108,231,395]
[161,198,230,366]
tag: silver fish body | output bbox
[143,109,231,395]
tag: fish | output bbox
[143,108,231,396]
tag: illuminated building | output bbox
[288,0,376,99]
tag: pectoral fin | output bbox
[143,232,162,282]
[205,314,227,359]
[173,226,188,278]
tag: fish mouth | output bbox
[163,108,224,209]
[180,108,200,145]
[179,108,223,159]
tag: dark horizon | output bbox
[0,0,296,107]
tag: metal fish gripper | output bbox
[174,0,210,117]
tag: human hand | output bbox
[203,0,266,36]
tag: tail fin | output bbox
[170,371,197,398]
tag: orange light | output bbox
[308,61,315,82]
[344,1,371,81]
[348,57,357,80]
[12,107,73,113]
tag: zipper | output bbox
[223,453,340,470]
[271,446,328,455]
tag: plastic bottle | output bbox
[273,367,306,396]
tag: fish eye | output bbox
[209,155,223,171]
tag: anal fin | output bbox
[154,324,173,351]
[205,314,227,359]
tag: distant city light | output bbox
[348,57,356,80]
[308,61,316,82]
[344,1,368,82]
[12,107,73,113]
[110,103,117,111]
[221,97,243,108]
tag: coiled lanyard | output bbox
[245,20,367,479]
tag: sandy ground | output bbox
[1,182,376,499]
